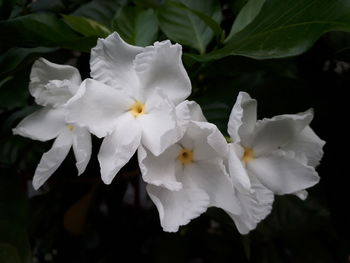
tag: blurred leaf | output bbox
[63,187,95,235]
[63,15,111,37]
[226,0,265,39]
[157,0,222,54]
[30,0,65,12]
[112,7,158,46]
[0,12,97,52]
[0,168,30,263]
[0,46,55,77]
[0,70,29,110]
[190,0,350,61]
[0,0,17,20]
[72,0,124,26]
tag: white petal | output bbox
[227,92,257,145]
[248,150,320,195]
[90,32,144,97]
[30,58,81,107]
[229,176,274,234]
[147,184,209,232]
[251,110,313,156]
[134,40,191,105]
[294,190,308,200]
[138,145,183,191]
[98,113,142,184]
[184,121,228,161]
[139,92,177,156]
[13,107,66,141]
[32,129,73,190]
[72,127,92,175]
[283,126,325,167]
[228,143,251,192]
[183,160,241,215]
[186,100,207,122]
[174,100,191,141]
[66,79,133,138]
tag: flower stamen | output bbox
[178,148,194,165]
[67,124,75,131]
[130,101,146,117]
[243,148,254,163]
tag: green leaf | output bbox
[157,0,222,54]
[0,68,30,110]
[168,2,223,38]
[226,0,265,39]
[0,168,30,263]
[112,7,158,46]
[30,0,65,13]
[62,15,112,38]
[0,0,17,20]
[72,0,124,27]
[0,47,55,77]
[0,13,98,52]
[190,0,350,61]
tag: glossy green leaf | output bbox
[167,2,223,38]
[157,0,222,54]
[226,0,265,39]
[72,0,124,26]
[0,47,55,77]
[112,7,158,46]
[0,13,98,52]
[62,15,112,38]
[190,0,350,61]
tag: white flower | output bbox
[67,32,191,185]
[13,58,92,190]
[226,91,325,232]
[139,101,241,232]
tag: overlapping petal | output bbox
[228,92,257,145]
[66,79,133,138]
[183,160,241,215]
[187,121,228,161]
[228,143,251,192]
[248,151,320,194]
[147,184,209,232]
[13,107,66,142]
[30,58,81,107]
[229,176,274,234]
[283,126,325,167]
[138,145,183,191]
[90,32,144,97]
[139,92,178,156]
[72,126,92,175]
[32,128,73,190]
[134,40,191,105]
[98,113,142,184]
[251,110,313,156]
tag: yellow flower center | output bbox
[130,101,146,117]
[67,124,75,131]
[178,148,194,165]
[242,148,254,163]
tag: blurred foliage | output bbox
[1,0,350,262]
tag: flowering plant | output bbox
[1,0,348,262]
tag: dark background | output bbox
[1,0,349,262]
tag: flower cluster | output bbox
[13,32,325,234]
